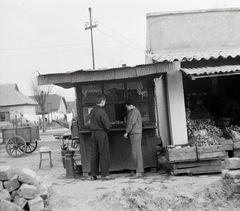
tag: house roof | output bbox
[181,65,240,80]
[0,83,37,107]
[29,94,68,114]
[146,46,240,62]
[37,62,180,88]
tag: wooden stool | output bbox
[39,151,53,168]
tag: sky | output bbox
[1,0,240,101]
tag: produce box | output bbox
[217,138,233,151]
[170,159,222,175]
[164,146,197,163]
[233,141,240,149]
[233,149,240,158]
[196,145,225,160]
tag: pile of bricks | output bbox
[0,165,48,211]
[222,158,240,197]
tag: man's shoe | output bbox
[87,176,97,180]
[130,173,144,179]
[101,176,115,180]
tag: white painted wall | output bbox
[166,71,188,145]
[146,8,240,52]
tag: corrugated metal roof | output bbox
[38,62,180,88]
[147,47,240,62]
[181,65,240,80]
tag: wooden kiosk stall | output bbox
[38,62,181,174]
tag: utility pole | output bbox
[85,7,97,70]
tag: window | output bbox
[81,80,151,126]
[0,111,10,122]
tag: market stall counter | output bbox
[78,126,158,175]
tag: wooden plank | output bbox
[197,145,225,160]
[171,165,221,175]
[173,160,220,169]
[164,146,197,163]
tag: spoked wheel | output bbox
[5,135,26,158]
[26,141,38,153]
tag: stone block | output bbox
[11,190,19,201]
[38,183,49,200]
[0,165,14,181]
[28,195,44,211]
[224,158,240,170]
[225,170,240,180]
[4,174,20,192]
[231,182,240,193]
[13,196,28,209]
[18,169,37,185]
[233,178,240,184]
[221,169,229,179]
[0,199,23,211]
[0,189,11,201]
[17,184,38,200]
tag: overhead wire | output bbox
[96,28,144,52]
[97,20,145,49]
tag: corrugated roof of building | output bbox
[147,47,240,62]
[0,83,38,107]
[37,62,180,88]
[181,65,240,80]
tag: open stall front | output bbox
[38,62,181,175]
[181,65,240,159]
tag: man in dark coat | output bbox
[89,93,113,180]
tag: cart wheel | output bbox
[26,141,38,153]
[5,135,26,158]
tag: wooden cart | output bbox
[2,126,40,158]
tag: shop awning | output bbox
[181,65,240,80]
[146,46,240,62]
[37,62,180,88]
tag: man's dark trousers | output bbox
[90,130,110,177]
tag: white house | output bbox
[0,83,38,128]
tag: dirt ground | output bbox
[1,128,240,211]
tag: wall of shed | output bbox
[146,8,240,52]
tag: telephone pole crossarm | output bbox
[85,7,97,70]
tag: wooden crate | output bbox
[233,149,240,158]
[170,159,222,175]
[233,141,240,149]
[196,145,225,160]
[217,138,233,151]
[164,146,197,163]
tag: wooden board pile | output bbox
[0,166,48,211]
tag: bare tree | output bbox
[31,76,52,133]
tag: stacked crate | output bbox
[233,138,240,157]
[165,145,225,175]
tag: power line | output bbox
[96,28,144,52]
[97,21,145,49]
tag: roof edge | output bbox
[146,7,240,19]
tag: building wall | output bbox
[0,105,36,119]
[146,8,240,52]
